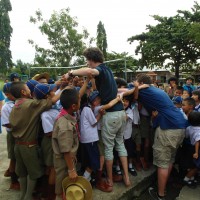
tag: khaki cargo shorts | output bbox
[98,130,105,156]
[153,127,185,168]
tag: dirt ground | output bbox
[0,128,20,200]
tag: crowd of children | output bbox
[0,51,200,200]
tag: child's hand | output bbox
[133,80,139,87]
[152,111,158,118]
[193,153,198,159]
[68,170,78,182]
[86,73,93,81]
[99,108,106,115]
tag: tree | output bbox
[29,8,93,71]
[96,21,108,59]
[128,2,200,79]
[0,0,13,74]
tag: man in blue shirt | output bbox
[137,74,186,200]
[65,47,130,192]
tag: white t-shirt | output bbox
[1,101,14,131]
[94,105,102,131]
[124,108,134,140]
[41,109,59,134]
[80,107,99,143]
[186,126,200,146]
[132,102,140,125]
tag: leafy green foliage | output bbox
[0,0,13,74]
[128,1,200,78]
[29,8,93,70]
[96,21,108,59]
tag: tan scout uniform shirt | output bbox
[9,98,52,142]
[52,113,79,195]
[52,113,79,156]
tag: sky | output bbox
[9,0,196,63]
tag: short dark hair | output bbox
[168,77,178,85]
[137,74,152,84]
[176,86,183,92]
[183,97,196,108]
[192,90,200,100]
[83,47,104,63]
[60,88,79,110]
[10,82,26,99]
[186,77,194,82]
[188,111,200,126]
[115,78,127,88]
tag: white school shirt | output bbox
[131,102,140,125]
[93,105,102,131]
[41,109,59,134]
[80,106,99,143]
[124,108,134,140]
[1,101,14,131]
[185,126,200,146]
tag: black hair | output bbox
[136,74,152,84]
[188,111,200,126]
[186,77,194,82]
[123,94,133,108]
[83,47,104,63]
[60,88,79,110]
[176,86,184,92]
[168,77,178,85]
[192,90,200,100]
[183,97,196,108]
[10,82,26,99]
[115,78,127,88]
[80,93,89,114]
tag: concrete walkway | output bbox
[177,185,200,200]
[0,128,156,200]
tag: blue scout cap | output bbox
[3,82,12,93]
[172,96,182,104]
[128,83,134,89]
[34,83,57,99]
[26,80,39,93]
[89,90,100,103]
[10,73,20,81]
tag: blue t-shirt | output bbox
[139,86,186,129]
[95,63,124,112]
[183,84,196,95]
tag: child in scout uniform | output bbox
[9,82,62,200]
[34,83,60,199]
[1,82,20,190]
[52,88,81,200]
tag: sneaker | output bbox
[128,167,137,176]
[148,187,166,200]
